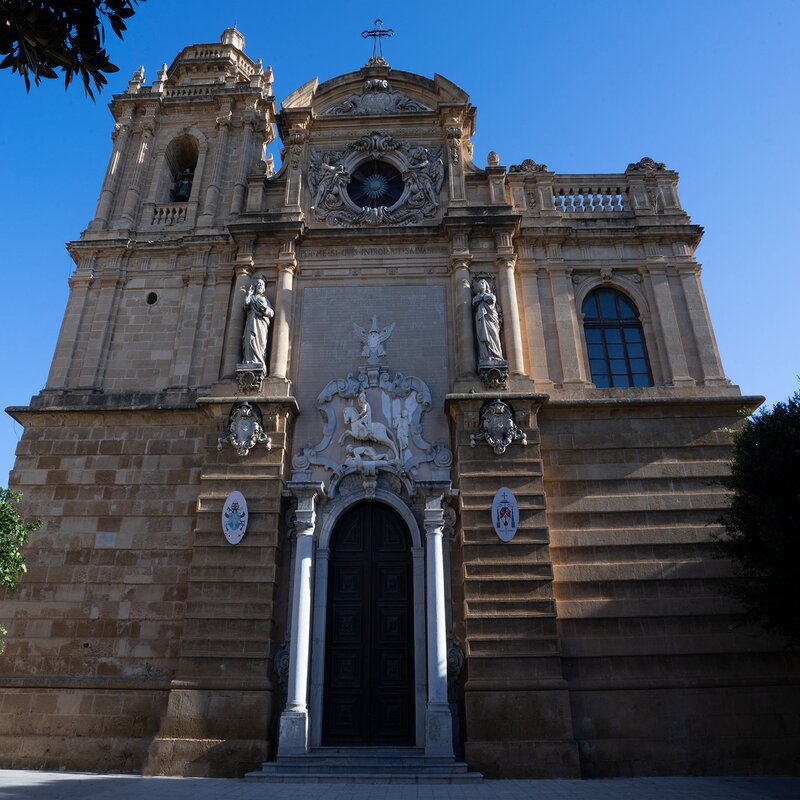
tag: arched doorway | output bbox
[322,502,415,745]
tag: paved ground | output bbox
[0,771,798,800]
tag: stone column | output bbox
[198,107,232,228]
[647,260,695,386]
[118,121,155,228]
[676,262,728,385]
[220,243,253,379]
[496,254,526,375]
[229,109,257,217]
[279,482,323,756]
[269,238,297,382]
[90,114,132,230]
[423,494,454,757]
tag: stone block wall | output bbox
[540,398,800,776]
[447,395,580,778]
[1,400,293,776]
[0,407,204,770]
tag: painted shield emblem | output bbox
[222,490,248,545]
[491,487,519,542]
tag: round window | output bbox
[347,160,404,208]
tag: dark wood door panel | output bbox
[323,503,414,745]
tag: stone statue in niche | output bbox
[242,274,273,367]
[236,274,273,392]
[473,279,503,361]
[473,278,509,389]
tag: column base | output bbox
[424,703,454,757]
[278,709,309,755]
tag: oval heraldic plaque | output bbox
[222,490,248,545]
[492,487,519,542]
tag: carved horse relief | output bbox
[291,316,452,497]
[339,393,400,461]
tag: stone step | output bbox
[245,747,481,782]
[245,772,484,783]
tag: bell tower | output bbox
[45,29,277,399]
[89,27,275,234]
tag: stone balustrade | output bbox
[552,185,627,213]
[151,204,187,225]
[509,160,684,218]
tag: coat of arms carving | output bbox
[218,402,272,457]
[470,399,527,455]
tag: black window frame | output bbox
[582,288,653,389]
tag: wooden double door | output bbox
[323,503,415,745]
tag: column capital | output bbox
[496,253,517,270]
[287,481,324,535]
[449,254,472,273]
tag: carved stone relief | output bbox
[325,79,431,116]
[626,156,666,174]
[509,158,549,173]
[470,399,527,455]
[292,317,452,497]
[308,131,444,227]
[218,402,272,456]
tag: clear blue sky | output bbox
[1,0,798,484]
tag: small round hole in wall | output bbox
[146,292,158,305]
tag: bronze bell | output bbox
[172,168,193,202]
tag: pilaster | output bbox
[646,255,696,386]
[198,104,233,227]
[675,257,729,386]
[545,245,588,386]
[449,230,475,382]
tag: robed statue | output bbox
[472,279,504,362]
[242,275,274,368]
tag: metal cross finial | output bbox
[361,19,394,64]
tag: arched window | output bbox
[582,288,653,388]
[164,135,198,202]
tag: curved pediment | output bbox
[281,67,470,117]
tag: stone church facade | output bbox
[2,29,798,779]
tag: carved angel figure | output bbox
[309,151,349,212]
[404,147,444,210]
[353,315,395,365]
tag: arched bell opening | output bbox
[165,134,199,202]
